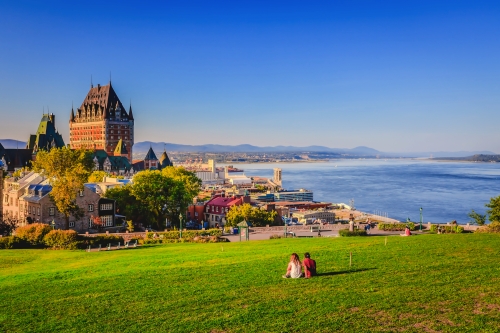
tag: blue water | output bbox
[226,160,500,223]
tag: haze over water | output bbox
[229,160,500,224]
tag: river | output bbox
[224,159,500,223]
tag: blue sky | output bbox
[1,1,499,153]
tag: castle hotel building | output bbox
[69,82,134,161]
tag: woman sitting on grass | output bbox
[283,253,303,278]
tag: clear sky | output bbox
[1,1,499,153]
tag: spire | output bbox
[128,101,134,120]
[70,103,75,122]
[109,71,112,85]
[91,75,93,88]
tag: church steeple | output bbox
[70,106,75,122]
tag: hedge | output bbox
[43,230,79,249]
[429,225,464,234]
[142,235,227,244]
[378,222,416,231]
[15,223,53,246]
[145,229,222,240]
[339,229,367,237]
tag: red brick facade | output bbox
[69,82,134,161]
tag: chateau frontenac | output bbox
[69,81,134,161]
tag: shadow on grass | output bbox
[316,268,376,277]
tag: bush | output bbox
[142,235,227,244]
[79,235,125,247]
[475,221,500,233]
[145,229,222,240]
[339,229,367,237]
[378,223,417,231]
[430,225,464,234]
[269,234,282,239]
[0,236,15,249]
[43,230,78,249]
[15,223,52,246]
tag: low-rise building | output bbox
[273,189,313,202]
[204,195,248,228]
[291,209,336,224]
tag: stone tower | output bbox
[69,81,134,161]
[273,168,282,187]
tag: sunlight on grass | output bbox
[0,234,499,332]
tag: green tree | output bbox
[161,166,202,226]
[88,170,110,183]
[132,170,175,229]
[32,147,94,229]
[467,209,486,226]
[105,185,151,227]
[225,203,277,227]
[485,195,500,222]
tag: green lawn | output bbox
[1,234,499,332]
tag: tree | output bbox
[486,195,500,222]
[132,170,175,229]
[0,214,18,236]
[105,185,151,227]
[467,209,486,226]
[161,166,202,227]
[32,147,94,229]
[225,203,277,227]
[88,170,110,183]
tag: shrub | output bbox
[269,234,282,239]
[430,225,465,234]
[79,235,125,247]
[475,221,500,233]
[0,236,15,249]
[43,230,78,249]
[145,229,222,240]
[378,223,417,231]
[15,223,52,246]
[339,229,367,237]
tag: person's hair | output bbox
[304,252,310,258]
[290,253,301,266]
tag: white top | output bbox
[289,261,302,278]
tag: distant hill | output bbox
[0,139,26,149]
[132,141,381,155]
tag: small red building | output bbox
[204,196,244,228]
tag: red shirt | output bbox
[303,258,316,278]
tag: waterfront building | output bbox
[69,81,134,161]
[291,209,336,224]
[273,189,313,202]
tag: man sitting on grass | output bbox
[303,252,316,278]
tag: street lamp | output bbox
[51,219,56,230]
[420,207,423,231]
[178,213,183,238]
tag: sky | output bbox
[0,0,499,153]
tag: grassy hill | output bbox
[0,235,499,332]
